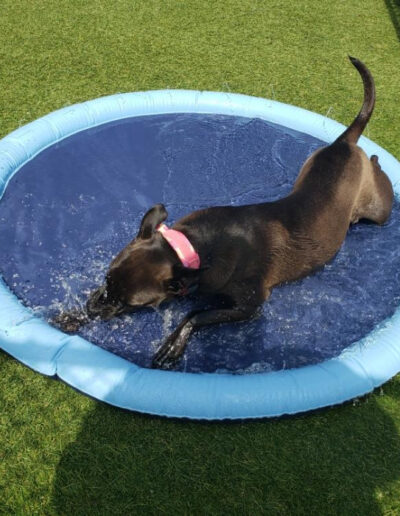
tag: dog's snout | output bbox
[86,285,108,317]
[86,285,125,321]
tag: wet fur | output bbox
[80,57,394,369]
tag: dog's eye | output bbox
[167,280,183,293]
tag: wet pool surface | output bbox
[0,113,399,373]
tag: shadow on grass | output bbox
[51,377,400,515]
[385,0,400,41]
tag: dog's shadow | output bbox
[51,376,400,514]
[385,0,400,43]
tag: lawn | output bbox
[1,0,400,514]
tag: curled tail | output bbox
[336,56,375,144]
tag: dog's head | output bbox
[86,204,202,320]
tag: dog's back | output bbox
[177,58,394,293]
[283,57,393,264]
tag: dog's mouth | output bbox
[51,292,129,334]
[55,286,162,332]
[86,285,125,320]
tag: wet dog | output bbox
[61,57,393,369]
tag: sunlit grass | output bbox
[1,0,400,514]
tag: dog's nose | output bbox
[86,285,124,321]
[86,285,107,317]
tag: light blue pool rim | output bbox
[1,89,400,420]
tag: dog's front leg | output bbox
[152,305,259,369]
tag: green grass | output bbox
[1,0,400,514]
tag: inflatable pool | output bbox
[1,89,400,419]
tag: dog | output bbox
[79,56,393,369]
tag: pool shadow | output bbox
[385,0,400,41]
[51,372,400,514]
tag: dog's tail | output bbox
[336,56,375,144]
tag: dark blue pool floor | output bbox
[0,113,399,373]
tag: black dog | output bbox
[66,57,393,369]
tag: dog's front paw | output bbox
[152,321,193,370]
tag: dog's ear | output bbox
[137,204,168,239]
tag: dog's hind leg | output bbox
[363,155,393,225]
[370,155,394,223]
[351,155,394,225]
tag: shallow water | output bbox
[0,113,399,373]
